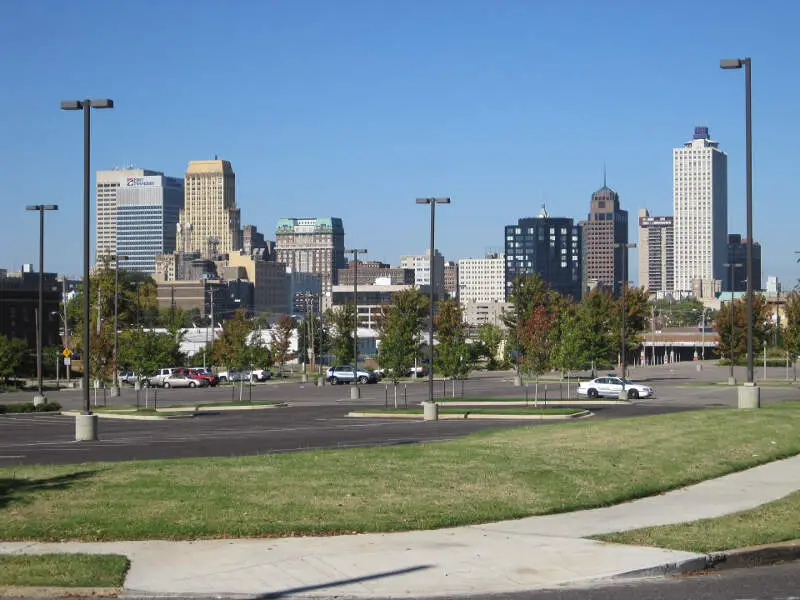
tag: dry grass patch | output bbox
[0,403,799,541]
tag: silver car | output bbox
[160,373,209,389]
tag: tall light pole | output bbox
[61,98,114,441]
[614,242,636,382]
[345,249,367,399]
[721,58,759,406]
[107,254,129,397]
[25,204,59,405]
[724,262,743,383]
[416,197,450,417]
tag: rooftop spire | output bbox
[603,161,607,188]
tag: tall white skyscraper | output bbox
[400,249,445,298]
[95,168,161,262]
[673,126,728,293]
[458,253,505,304]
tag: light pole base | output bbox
[111,385,120,397]
[33,394,46,407]
[738,383,760,409]
[423,401,439,421]
[350,385,360,400]
[696,364,703,372]
[513,375,522,387]
[317,377,325,387]
[727,376,737,386]
[618,389,628,400]
[301,373,308,383]
[75,413,98,441]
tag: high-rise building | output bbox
[242,225,267,256]
[458,253,505,305]
[673,126,728,293]
[95,168,162,262]
[504,207,582,300]
[726,234,762,291]
[274,217,345,309]
[177,159,242,258]
[580,183,629,297]
[637,209,674,295]
[400,250,445,299]
[116,175,184,273]
[337,261,415,286]
[443,261,459,300]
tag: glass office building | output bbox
[116,175,184,273]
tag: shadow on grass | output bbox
[0,470,99,510]
[253,565,432,599]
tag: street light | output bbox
[105,254,129,397]
[61,97,114,441]
[25,204,58,405]
[345,249,367,400]
[720,58,757,397]
[724,262,743,383]
[614,242,636,383]
[416,197,450,416]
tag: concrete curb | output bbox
[61,410,192,421]
[615,540,800,580]
[346,410,591,420]
[436,400,631,407]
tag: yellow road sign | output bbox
[62,348,72,358]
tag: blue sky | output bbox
[1,0,797,287]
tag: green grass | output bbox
[1,403,800,541]
[0,402,62,414]
[362,407,583,415]
[0,554,129,587]
[594,490,800,553]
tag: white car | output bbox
[577,376,654,400]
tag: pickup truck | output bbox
[216,368,250,383]
[249,368,273,382]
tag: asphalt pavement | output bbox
[2,363,799,466]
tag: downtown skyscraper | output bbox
[580,181,628,297]
[673,127,728,294]
[176,159,242,258]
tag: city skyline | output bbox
[1,1,797,286]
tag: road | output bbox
[432,562,800,600]
[1,364,799,466]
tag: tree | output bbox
[245,316,272,371]
[211,309,252,369]
[577,289,616,375]
[551,301,587,378]
[714,295,772,364]
[270,315,295,375]
[783,292,800,380]
[518,303,558,379]
[0,335,27,383]
[376,288,428,385]
[653,297,704,328]
[614,286,650,363]
[117,329,185,380]
[434,299,472,380]
[475,323,505,370]
[325,303,356,366]
[503,274,556,376]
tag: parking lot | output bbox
[2,363,799,466]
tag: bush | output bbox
[0,402,62,415]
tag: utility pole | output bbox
[63,276,70,384]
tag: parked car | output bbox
[174,367,218,387]
[373,366,426,378]
[249,368,273,382]
[143,368,180,388]
[576,375,654,400]
[118,371,138,385]
[160,373,210,389]
[326,365,379,385]
[216,368,250,383]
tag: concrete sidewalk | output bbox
[2,455,799,599]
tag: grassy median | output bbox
[0,554,129,587]
[1,402,799,541]
[360,407,584,415]
[594,490,800,552]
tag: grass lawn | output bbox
[594,490,800,553]
[0,554,129,587]
[360,407,584,416]
[1,403,800,541]
[436,397,585,403]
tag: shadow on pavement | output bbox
[252,564,433,599]
[0,470,99,509]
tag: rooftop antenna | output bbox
[603,161,607,187]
